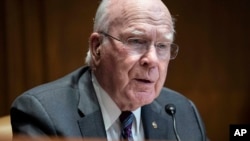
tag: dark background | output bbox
[0,0,249,141]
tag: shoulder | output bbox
[20,66,90,97]
[11,66,91,109]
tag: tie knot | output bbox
[119,111,134,122]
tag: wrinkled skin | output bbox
[90,0,174,111]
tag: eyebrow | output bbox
[130,30,146,36]
[123,29,174,42]
[164,33,174,41]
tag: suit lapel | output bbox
[76,68,107,139]
[142,101,176,140]
[78,110,106,138]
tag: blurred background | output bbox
[0,0,249,140]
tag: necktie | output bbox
[119,111,134,141]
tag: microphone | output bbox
[165,104,181,141]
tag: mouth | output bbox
[135,78,154,84]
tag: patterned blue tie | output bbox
[119,111,134,141]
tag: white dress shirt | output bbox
[92,74,144,141]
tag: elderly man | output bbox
[11,0,207,140]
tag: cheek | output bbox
[101,46,128,69]
[156,62,169,89]
[101,47,136,87]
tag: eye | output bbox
[126,38,148,48]
[156,42,170,49]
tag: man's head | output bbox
[87,0,177,111]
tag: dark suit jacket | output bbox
[11,66,207,141]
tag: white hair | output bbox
[85,0,110,65]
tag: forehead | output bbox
[108,0,174,36]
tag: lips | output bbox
[135,78,154,83]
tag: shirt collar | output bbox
[91,73,141,132]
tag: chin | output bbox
[128,98,155,111]
[122,89,158,110]
[134,91,157,105]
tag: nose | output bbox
[139,46,159,68]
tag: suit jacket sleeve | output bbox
[11,93,57,136]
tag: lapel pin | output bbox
[152,121,158,129]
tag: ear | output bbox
[89,32,103,67]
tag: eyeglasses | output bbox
[99,31,179,60]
